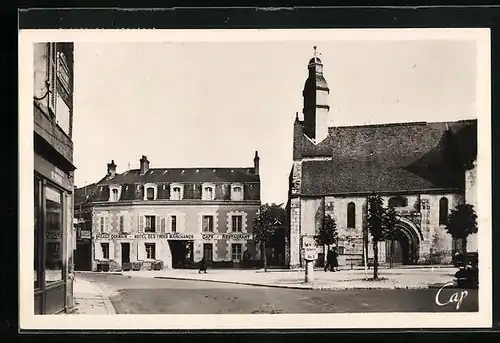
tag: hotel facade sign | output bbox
[94,232,253,240]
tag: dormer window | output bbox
[108,185,121,202]
[146,188,154,200]
[170,183,183,201]
[230,184,244,201]
[111,189,119,201]
[202,183,215,201]
[143,183,158,201]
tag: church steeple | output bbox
[302,46,330,143]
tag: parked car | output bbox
[453,252,479,288]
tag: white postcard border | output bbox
[19,28,492,330]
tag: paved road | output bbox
[78,273,478,314]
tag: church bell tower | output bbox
[302,46,330,143]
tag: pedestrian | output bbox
[198,257,207,274]
[242,249,250,269]
[324,247,333,272]
[331,245,339,272]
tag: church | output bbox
[286,48,478,269]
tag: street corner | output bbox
[72,297,117,315]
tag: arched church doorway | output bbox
[385,222,420,266]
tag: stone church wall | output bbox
[290,191,466,267]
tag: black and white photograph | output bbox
[19,28,491,330]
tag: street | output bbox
[78,273,479,314]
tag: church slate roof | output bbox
[300,119,477,195]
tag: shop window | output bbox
[101,243,110,259]
[347,202,356,228]
[44,185,63,285]
[44,186,63,284]
[202,215,214,232]
[439,197,449,225]
[145,243,156,260]
[171,215,177,232]
[232,215,242,232]
[231,243,242,261]
[231,184,244,201]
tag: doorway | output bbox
[169,240,194,268]
[386,238,405,266]
[74,242,92,271]
[203,243,213,264]
[386,225,419,265]
[121,242,130,263]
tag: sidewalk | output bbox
[120,266,458,290]
[71,275,116,314]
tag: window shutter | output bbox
[156,242,162,260]
[48,44,57,115]
[137,242,145,260]
[94,242,102,260]
[109,241,115,260]
[92,215,99,235]
[160,217,166,233]
[156,216,161,233]
[104,216,109,233]
[128,215,133,233]
[139,215,144,232]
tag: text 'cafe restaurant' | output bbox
[92,230,254,270]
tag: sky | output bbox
[72,39,477,204]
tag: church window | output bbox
[388,195,408,208]
[347,202,356,228]
[439,197,449,225]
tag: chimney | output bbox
[107,160,117,178]
[253,151,260,175]
[139,155,150,175]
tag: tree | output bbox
[445,203,478,254]
[253,204,280,272]
[366,194,398,279]
[314,214,338,262]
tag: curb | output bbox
[103,298,118,315]
[154,276,313,290]
[76,271,124,276]
[153,276,433,291]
